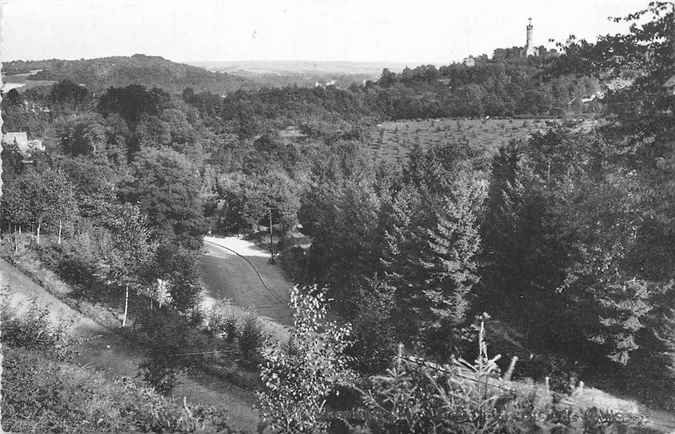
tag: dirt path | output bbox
[200,236,293,325]
[0,258,260,430]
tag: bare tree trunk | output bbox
[122,285,129,327]
[58,219,62,244]
[36,223,41,245]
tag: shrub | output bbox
[257,286,354,433]
[356,323,643,433]
[223,317,238,342]
[347,281,397,375]
[279,246,307,282]
[3,347,235,433]
[138,309,192,395]
[207,299,239,342]
[238,312,265,365]
[0,295,72,360]
[38,237,102,298]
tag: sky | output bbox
[1,0,647,64]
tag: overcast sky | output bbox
[2,0,645,64]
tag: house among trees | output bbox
[463,56,476,67]
[2,131,45,162]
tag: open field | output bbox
[366,117,577,164]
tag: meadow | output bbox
[367,117,558,163]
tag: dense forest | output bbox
[5,54,256,94]
[2,2,674,432]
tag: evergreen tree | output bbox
[478,141,525,315]
[421,175,484,358]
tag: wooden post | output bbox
[122,285,129,327]
[269,208,273,257]
[396,342,404,371]
[504,356,518,381]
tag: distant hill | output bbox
[189,60,411,76]
[189,60,411,88]
[4,54,256,95]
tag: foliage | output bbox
[298,144,384,311]
[419,175,485,357]
[138,308,194,396]
[55,154,119,220]
[347,277,398,375]
[207,299,240,342]
[1,167,78,238]
[358,323,642,433]
[2,347,235,433]
[6,54,253,94]
[238,312,266,365]
[257,286,354,433]
[119,146,208,249]
[0,296,72,360]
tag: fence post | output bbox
[396,342,404,371]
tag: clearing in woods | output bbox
[365,117,590,164]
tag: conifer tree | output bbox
[478,141,525,315]
[421,175,484,357]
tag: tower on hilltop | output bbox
[523,17,536,57]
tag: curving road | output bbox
[200,236,293,326]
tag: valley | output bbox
[1,2,674,432]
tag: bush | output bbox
[278,246,307,282]
[138,309,193,395]
[356,323,643,433]
[238,313,265,365]
[258,286,353,433]
[0,296,72,360]
[38,238,102,298]
[207,299,239,342]
[2,347,235,433]
[223,317,238,342]
[348,282,397,375]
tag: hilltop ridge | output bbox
[4,54,256,95]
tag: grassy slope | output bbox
[366,117,553,164]
[0,256,261,431]
[3,346,234,433]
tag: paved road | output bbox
[200,236,293,326]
